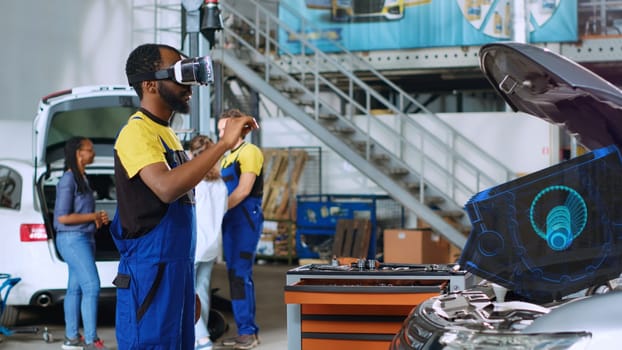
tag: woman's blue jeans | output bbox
[56,230,101,343]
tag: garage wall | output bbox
[0,1,133,121]
[0,0,273,123]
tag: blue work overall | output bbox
[110,142,196,350]
[221,153,263,336]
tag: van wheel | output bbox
[0,304,19,327]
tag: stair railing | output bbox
[219,0,515,207]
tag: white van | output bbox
[0,86,140,326]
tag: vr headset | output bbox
[127,56,214,86]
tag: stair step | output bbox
[248,62,265,71]
[436,209,465,219]
[280,86,304,95]
[424,196,445,206]
[388,167,409,176]
[352,140,367,150]
[269,75,287,83]
[371,153,390,162]
[405,181,422,191]
[318,113,338,121]
[293,98,314,106]
[328,126,355,134]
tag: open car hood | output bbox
[479,42,622,151]
[459,43,622,303]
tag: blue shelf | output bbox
[296,194,402,259]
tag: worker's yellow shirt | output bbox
[115,110,184,178]
[221,141,263,176]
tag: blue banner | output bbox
[279,0,577,54]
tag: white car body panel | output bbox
[0,86,139,310]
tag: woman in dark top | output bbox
[53,137,110,350]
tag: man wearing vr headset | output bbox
[110,43,258,350]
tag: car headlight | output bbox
[439,329,591,350]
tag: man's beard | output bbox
[158,82,190,114]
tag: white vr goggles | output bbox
[128,56,214,86]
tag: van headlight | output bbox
[439,328,591,350]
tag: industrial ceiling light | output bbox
[200,0,224,48]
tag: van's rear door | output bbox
[33,86,139,260]
[33,86,139,168]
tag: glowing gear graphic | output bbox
[529,185,587,251]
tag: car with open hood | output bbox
[0,86,140,327]
[390,42,622,349]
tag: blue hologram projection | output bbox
[459,145,622,302]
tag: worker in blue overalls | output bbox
[111,43,258,350]
[217,109,264,350]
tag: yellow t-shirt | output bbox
[221,142,263,176]
[115,111,184,178]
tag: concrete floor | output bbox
[0,262,291,349]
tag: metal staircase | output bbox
[212,0,516,249]
[130,0,516,249]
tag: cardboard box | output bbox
[383,229,450,264]
[417,217,468,263]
